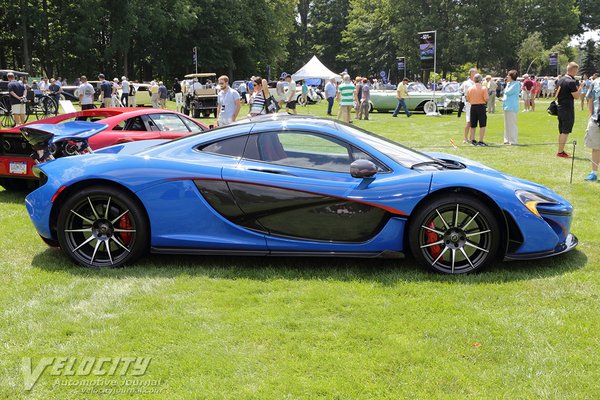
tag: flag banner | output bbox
[549,52,558,66]
[418,31,435,70]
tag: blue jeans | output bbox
[393,98,410,116]
[327,97,334,114]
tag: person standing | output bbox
[39,77,49,92]
[547,78,556,98]
[530,75,539,111]
[392,77,411,118]
[466,74,489,146]
[502,70,521,145]
[484,75,498,113]
[216,75,241,126]
[173,78,182,112]
[158,81,168,109]
[78,75,95,110]
[359,78,371,120]
[459,68,477,142]
[120,76,130,107]
[249,77,269,117]
[324,78,337,116]
[7,72,26,126]
[521,74,533,112]
[556,62,583,158]
[149,81,160,108]
[354,77,363,119]
[301,81,308,106]
[285,75,297,115]
[276,76,286,108]
[581,74,591,111]
[98,74,112,108]
[48,78,62,107]
[111,78,121,107]
[584,74,600,180]
[336,74,355,123]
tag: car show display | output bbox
[369,81,461,114]
[182,73,218,118]
[24,114,577,274]
[0,108,208,190]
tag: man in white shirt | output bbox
[120,76,130,107]
[78,75,95,110]
[285,75,297,115]
[216,75,241,126]
[39,77,49,92]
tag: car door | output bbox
[219,130,403,252]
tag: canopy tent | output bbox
[291,56,342,82]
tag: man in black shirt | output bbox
[556,62,583,158]
[98,74,113,108]
[7,72,26,126]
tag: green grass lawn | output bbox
[1,99,599,399]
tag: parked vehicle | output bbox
[0,108,209,190]
[182,73,218,118]
[25,114,577,274]
[369,82,461,114]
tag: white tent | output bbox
[291,56,342,82]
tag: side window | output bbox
[247,131,352,173]
[114,116,146,131]
[148,113,190,132]
[180,116,204,134]
[199,135,248,158]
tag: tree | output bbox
[517,32,546,75]
[580,39,597,76]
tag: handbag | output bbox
[264,95,280,114]
[547,85,561,116]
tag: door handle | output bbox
[247,168,294,176]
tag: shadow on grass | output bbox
[0,188,29,205]
[31,246,588,286]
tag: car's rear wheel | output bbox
[408,194,501,274]
[57,186,149,268]
[423,100,437,114]
[202,110,211,118]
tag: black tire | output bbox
[202,110,211,118]
[182,106,189,116]
[57,185,149,268]
[193,108,201,118]
[408,193,501,274]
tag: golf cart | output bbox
[182,73,218,118]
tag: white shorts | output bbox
[584,117,600,150]
[522,91,531,101]
[464,102,471,123]
[11,103,25,114]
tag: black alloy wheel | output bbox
[57,186,149,267]
[408,194,501,274]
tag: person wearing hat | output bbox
[158,81,168,109]
[392,77,411,118]
[484,75,498,113]
[111,78,121,107]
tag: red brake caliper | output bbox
[425,221,442,259]
[117,214,133,245]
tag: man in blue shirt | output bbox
[584,74,600,181]
[7,72,26,126]
[98,74,113,108]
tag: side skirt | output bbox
[150,247,404,259]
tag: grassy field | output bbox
[1,99,599,399]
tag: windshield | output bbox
[408,82,428,92]
[336,123,433,167]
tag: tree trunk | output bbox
[21,0,31,73]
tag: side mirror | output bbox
[350,159,377,178]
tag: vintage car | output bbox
[182,73,218,118]
[0,108,208,190]
[25,114,577,274]
[369,82,461,114]
[62,81,152,106]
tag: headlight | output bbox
[515,190,559,218]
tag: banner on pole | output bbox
[418,31,435,70]
[396,57,405,72]
[549,52,558,66]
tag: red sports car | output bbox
[0,108,209,190]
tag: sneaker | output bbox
[556,151,570,158]
[478,141,488,146]
[392,114,398,118]
[463,139,470,144]
[584,172,598,181]
[471,140,478,146]
[407,113,412,118]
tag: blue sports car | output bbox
[25,114,577,274]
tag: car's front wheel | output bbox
[57,186,149,268]
[408,194,501,274]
